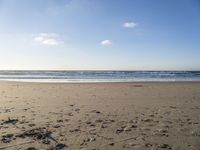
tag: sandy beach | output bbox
[0,81,200,150]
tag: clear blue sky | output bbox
[0,0,200,70]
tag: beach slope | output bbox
[0,81,200,149]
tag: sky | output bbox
[0,0,200,70]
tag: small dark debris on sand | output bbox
[28,123,36,127]
[1,133,14,143]
[27,147,37,150]
[16,127,55,143]
[2,118,19,125]
[48,143,67,150]
[158,144,172,149]
[91,110,101,114]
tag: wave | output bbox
[0,71,199,82]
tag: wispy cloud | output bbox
[100,40,112,46]
[34,33,64,46]
[123,21,137,28]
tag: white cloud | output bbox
[34,36,44,41]
[42,39,62,45]
[100,40,112,46]
[34,33,63,46]
[40,33,58,37]
[123,21,137,28]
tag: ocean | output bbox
[0,70,200,82]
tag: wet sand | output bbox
[0,81,200,150]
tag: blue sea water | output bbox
[0,70,200,82]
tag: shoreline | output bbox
[1,80,200,84]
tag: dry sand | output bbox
[0,81,200,150]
